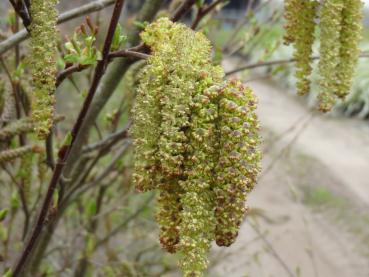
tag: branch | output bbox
[108,49,150,60]
[82,121,131,154]
[11,1,126,275]
[0,0,116,55]
[56,51,148,87]
[171,0,196,22]
[191,0,226,29]
[8,0,32,31]
[225,52,369,76]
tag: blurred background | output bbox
[1,0,369,276]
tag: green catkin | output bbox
[214,80,261,247]
[283,0,300,45]
[133,18,261,277]
[30,0,58,138]
[17,153,34,201]
[0,145,41,164]
[1,83,16,123]
[292,0,318,95]
[318,0,344,112]
[0,117,34,141]
[0,80,5,117]
[335,0,363,99]
[178,85,221,277]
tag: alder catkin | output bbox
[293,0,318,95]
[283,0,300,45]
[318,0,344,112]
[132,18,261,277]
[335,0,363,99]
[0,145,42,164]
[214,80,261,247]
[30,0,58,138]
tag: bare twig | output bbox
[11,1,126,275]
[249,220,296,277]
[226,52,369,76]
[82,121,131,154]
[191,0,226,29]
[171,0,196,22]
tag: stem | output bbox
[11,1,126,275]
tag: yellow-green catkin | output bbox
[0,145,41,164]
[214,80,261,247]
[283,0,300,45]
[132,18,261,277]
[178,84,221,277]
[30,0,58,138]
[0,117,34,141]
[292,0,318,95]
[335,0,363,99]
[318,0,344,112]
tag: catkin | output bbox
[283,0,300,45]
[0,145,42,164]
[335,0,363,99]
[132,18,261,277]
[318,0,344,112]
[30,0,58,138]
[214,80,261,247]
[293,0,318,95]
[0,117,34,141]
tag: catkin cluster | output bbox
[132,18,261,277]
[30,0,59,138]
[283,0,363,112]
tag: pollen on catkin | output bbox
[283,0,300,45]
[214,80,261,247]
[30,0,59,138]
[318,0,344,112]
[292,0,318,95]
[335,0,363,99]
[132,18,261,277]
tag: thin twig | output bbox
[11,1,126,275]
[249,220,295,277]
[191,0,226,29]
[226,52,369,76]
[171,0,196,22]
[82,121,131,154]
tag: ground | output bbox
[209,77,369,277]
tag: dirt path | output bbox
[210,78,369,277]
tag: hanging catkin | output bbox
[293,0,318,95]
[335,0,363,99]
[214,80,261,247]
[318,0,344,112]
[283,0,363,112]
[132,18,261,277]
[30,0,58,138]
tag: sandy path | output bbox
[210,78,369,277]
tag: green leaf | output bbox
[62,132,73,146]
[2,268,12,277]
[133,20,148,30]
[10,192,19,211]
[0,209,8,222]
[86,199,97,217]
